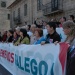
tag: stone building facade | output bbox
[0,0,15,32]
[8,0,75,28]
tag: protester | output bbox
[2,31,7,42]
[42,21,47,29]
[69,15,75,23]
[59,17,66,27]
[63,21,75,75]
[25,25,30,32]
[1,15,75,75]
[27,25,33,37]
[14,29,30,46]
[6,30,13,43]
[37,20,43,28]
[30,24,36,44]
[13,30,18,44]
[41,22,61,45]
[34,28,46,44]
[28,25,31,31]
[15,27,20,37]
[34,19,43,28]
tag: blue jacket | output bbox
[34,36,46,45]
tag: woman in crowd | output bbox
[6,30,13,43]
[34,28,45,44]
[13,30,18,44]
[14,28,30,46]
[62,21,75,75]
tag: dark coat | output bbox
[66,39,75,75]
[6,36,13,43]
[66,47,75,75]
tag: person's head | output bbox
[34,28,43,38]
[38,20,42,25]
[63,17,66,21]
[46,22,56,34]
[20,28,30,40]
[60,17,66,23]
[15,27,20,35]
[30,24,36,33]
[25,25,31,31]
[28,25,31,31]
[69,15,74,21]
[7,30,13,37]
[13,31,18,38]
[63,21,75,37]
[43,21,47,26]
[20,29,27,37]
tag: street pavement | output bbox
[0,64,12,75]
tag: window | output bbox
[18,8,20,18]
[37,0,42,11]
[8,14,10,20]
[24,4,27,16]
[51,0,58,11]
[1,1,6,7]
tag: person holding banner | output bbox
[34,28,46,44]
[6,30,13,43]
[13,30,18,44]
[14,29,30,46]
[63,21,75,75]
[2,31,7,42]
[41,22,61,45]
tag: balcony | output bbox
[42,0,63,16]
[13,17,22,25]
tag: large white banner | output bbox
[0,43,69,75]
[0,43,16,75]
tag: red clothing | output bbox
[2,34,7,42]
[60,24,62,27]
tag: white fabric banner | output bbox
[0,43,68,75]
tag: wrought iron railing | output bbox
[42,0,63,15]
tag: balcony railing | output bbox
[42,0,63,15]
[13,17,22,25]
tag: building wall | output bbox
[63,0,75,17]
[10,0,46,28]
[10,0,32,28]
[10,0,75,28]
[47,0,75,20]
[0,0,15,33]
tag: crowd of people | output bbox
[0,15,75,75]
[0,22,61,45]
